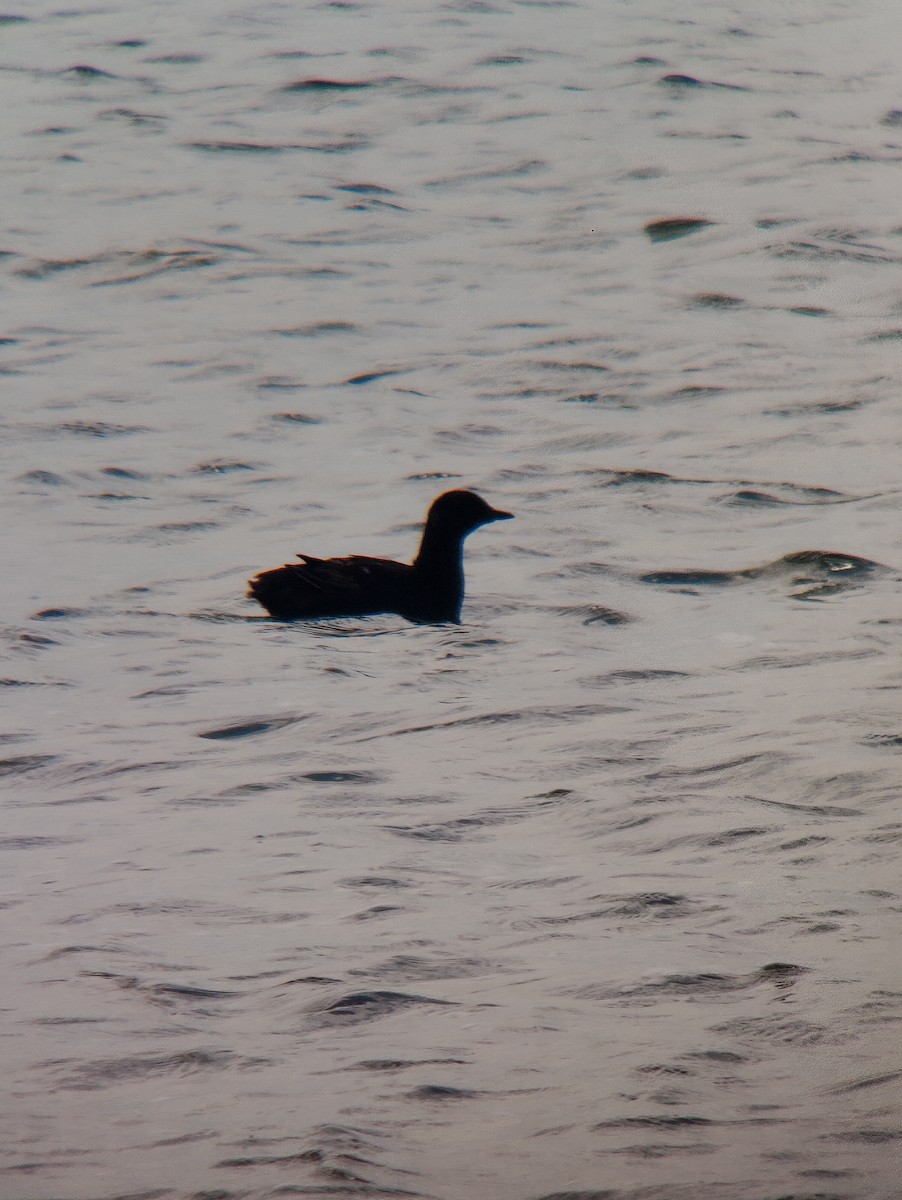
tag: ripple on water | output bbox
[196,715,310,740]
[644,216,716,242]
[47,1049,266,1092]
[0,754,58,777]
[15,247,218,285]
[640,549,886,598]
[307,989,456,1026]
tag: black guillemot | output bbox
[247,489,513,623]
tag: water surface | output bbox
[3,2,902,1197]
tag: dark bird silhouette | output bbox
[248,489,514,623]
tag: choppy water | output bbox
[4,2,902,1198]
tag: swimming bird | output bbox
[248,489,513,623]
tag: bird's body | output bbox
[248,490,513,623]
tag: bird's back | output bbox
[248,554,413,621]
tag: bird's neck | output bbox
[412,526,465,617]
[413,525,465,577]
